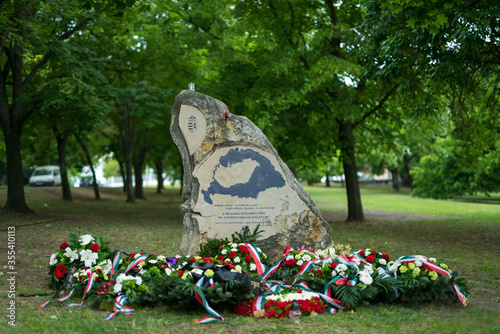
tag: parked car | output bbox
[29,166,61,187]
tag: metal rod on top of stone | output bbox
[188,83,195,91]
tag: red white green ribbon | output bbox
[124,254,149,273]
[40,287,76,307]
[103,294,135,321]
[245,243,266,275]
[66,272,97,307]
[111,251,122,275]
[193,276,225,324]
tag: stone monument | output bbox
[170,90,332,260]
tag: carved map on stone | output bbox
[170,90,333,260]
[201,148,285,205]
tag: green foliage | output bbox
[198,238,228,258]
[412,138,500,199]
[231,224,264,245]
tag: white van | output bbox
[29,166,62,187]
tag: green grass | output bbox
[0,185,499,333]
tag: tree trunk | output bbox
[118,159,127,193]
[1,125,31,212]
[325,174,331,187]
[73,131,100,200]
[391,168,400,192]
[154,156,164,194]
[401,154,414,188]
[134,132,149,200]
[54,128,72,201]
[116,103,136,203]
[339,120,365,222]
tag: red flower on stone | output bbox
[59,242,69,250]
[366,255,375,263]
[229,251,237,259]
[285,259,297,267]
[90,243,100,252]
[382,253,390,260]
[54,264,67,279]
[244,255,252,262]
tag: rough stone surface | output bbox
[170,90,332,260]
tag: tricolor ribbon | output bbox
[66,272,97,307]
[40,287,76,307]
[193,276,225,324]
[111,251,122,275]
[245,243,266,275]
[124,254,149,274]
[103,294,135,321]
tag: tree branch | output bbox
[22,17,92,90]
[353,79,406,128]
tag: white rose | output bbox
[359,271,373,285]
[49,253,58,266]
[149,260,157,264]
[250,263,257,271]
[235,265,242,272]
[79,234,94,246]
[221,249,228,255]
[234,257,241,263]
[429,257,437,263]
[379,258,387,266]
[415,260,423,267]
[135,277,143,286]
[297,260,304,266]
[165,268,172,276]
[232,243,238,248]
[113,283,122,294]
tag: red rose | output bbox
[315,269,322,277]
[382,253,390,260]
[366,255,375,263]
[229,251,237,259]
[218,255,225,261]
[330,262,338,269]
[134,267,140,273]
[244,256,252,262]
[219,245,224,249]
[59,242,69,250]
[90,243,100,252]
[358,250,365,255]
[95,277,101,282]
[178,270,184,276]
[54,264,67,279]
[96,268,102,274]
[239,246,250,254]
[161,264,168,269]
[285,259,297,267]
[129,253,136,258]
[203,258,213,263]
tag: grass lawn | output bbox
[0,184,499,333]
